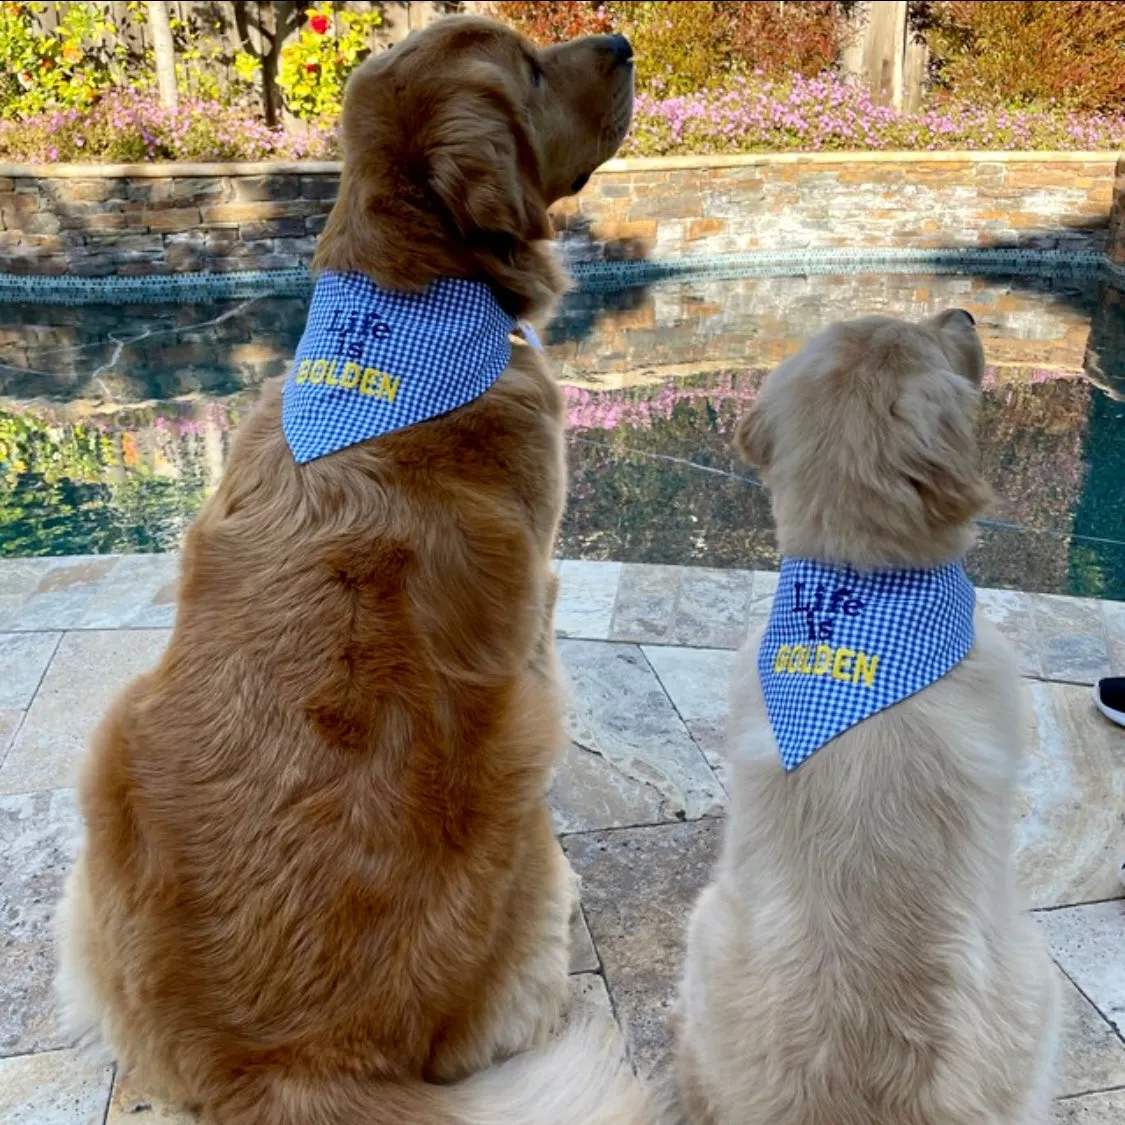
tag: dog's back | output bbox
[681,622,1058,1125]
[677,312,1059,1125]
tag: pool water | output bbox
[1,268,1124,599]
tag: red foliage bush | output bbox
[489,2,614,45]
[714,1,840,78]
[925,1,1125,113]
[490,1,842,92]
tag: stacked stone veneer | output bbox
[0,152,1121,277]
[1110,155,1125,266]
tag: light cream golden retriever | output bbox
[677,311,1060,1125]
[54,16,656,1125]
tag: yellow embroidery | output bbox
[295,356,402,402]
[359,367,381,397]
[771,644,880,688]
[831,647,855,682]
[854,651,880,688]
[379,373,401,403]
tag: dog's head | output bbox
[314,16,634,317]
[737,310,989,568]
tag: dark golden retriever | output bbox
[56,16,651,1125]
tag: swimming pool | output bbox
[1,265,1123,598]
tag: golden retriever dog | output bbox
[55,16,655,1125]
[676,311,1060,1125]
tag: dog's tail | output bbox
[221,1020,661,1125]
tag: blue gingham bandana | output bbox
[282,271,517,463]
[759,558,976,770]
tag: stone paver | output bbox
[551,740,667,833]
[0,1049,113,1125]
[0,555,1122,1121]
[0,555,179,634]
[569,901,600,974]
[0,788,81,1057]
[609,565,756,649]
[1031,593,1112,685]
[106,1075,196,1125]
[1018,682,1125,909]
[0,632,60,710]
[746,568,779,632]
[1055,1089,1125,1124]
[0,557,119,632]
[609,563,682,645]
[0,710,23,765]
[77,553,179,630]
[1104,600,1125,675]
[671,568,754,649]
[560,639,725,822]
[1039,901,1125,1036]
[564,973,616,1026]
[978,587,1042,678]
[565,820,723,1072]
[1057,968,1125,1098]
[556,559,621,640]
[0,629,170,795]
[642,645,737,769]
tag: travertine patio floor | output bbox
[0,554,1122,1123]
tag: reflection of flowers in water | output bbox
[564,376,760,432]
[563,367,1082,432]
[982,367,1083,389]
[0,397,250,490]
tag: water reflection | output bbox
[0,269,1123,598]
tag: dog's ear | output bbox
[931,308,985,386]
[898,370,990,528]
[424,78,551,243]
[734,400,772,468]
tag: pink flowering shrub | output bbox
[1,73,1124,163]
[0,89,335,163]
[625,73,1125,155]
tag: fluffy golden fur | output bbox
[55,17,654,1125]
[677,311,1060,1125]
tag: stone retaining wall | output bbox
[0,152,1121,277]
[1111,157,1125,265]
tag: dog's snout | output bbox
[602,34,633,66]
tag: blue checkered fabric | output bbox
[758,558,976,771]
[282,271,517,463]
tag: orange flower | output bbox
[121,433,140,467]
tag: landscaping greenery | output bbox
[0,1,1124,162]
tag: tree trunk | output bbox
[841,0,912,110]
[148,1,178,109]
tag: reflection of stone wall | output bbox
[551,272,1101,384]
[0,152,1117,276]
[0,297,305,401]
[1085,283,1125,399]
